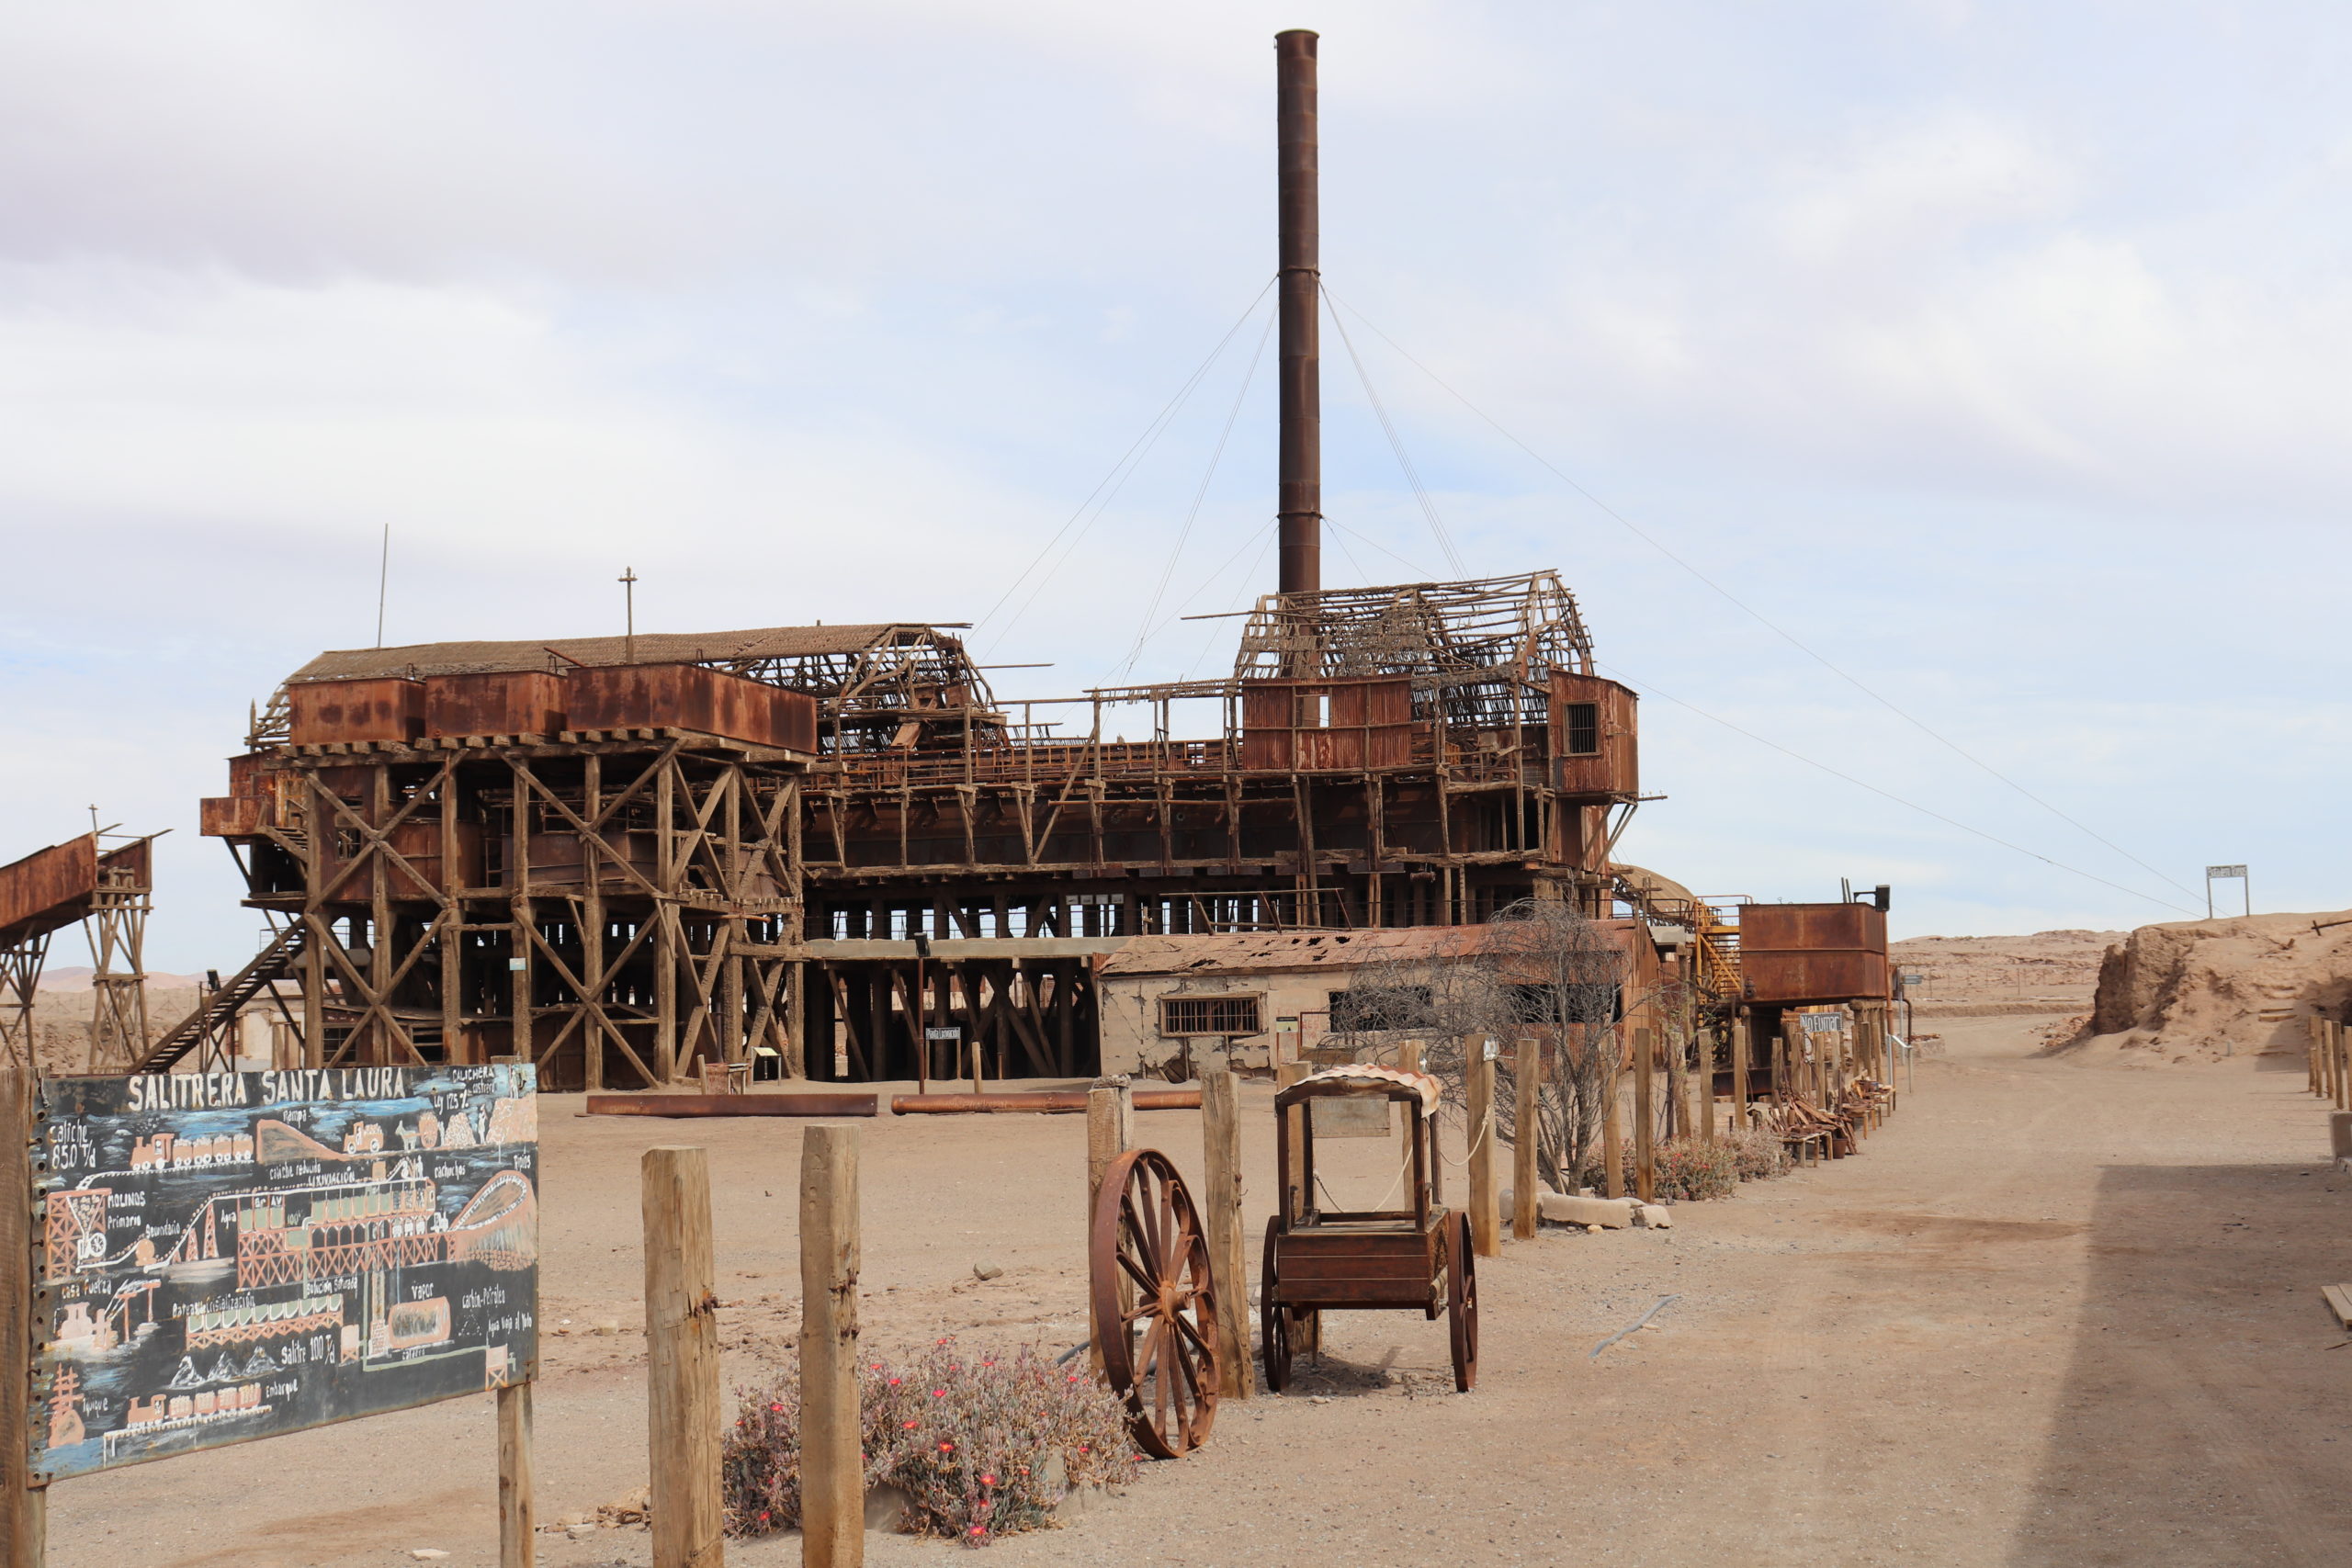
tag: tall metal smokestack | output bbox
[1275,28,1321,597]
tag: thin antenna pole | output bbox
[376,525,390,648]
[619,567,639,665]
[1275,28,1321,597]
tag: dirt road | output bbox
[46,1016,2352,1567]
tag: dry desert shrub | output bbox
[1575,1130,1785,1199]
[1721,1126,1791,1181]
[724,1339,1136,1547]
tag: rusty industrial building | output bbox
[0,29,1896,1090]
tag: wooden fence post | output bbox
[2311,1016,2323,1096]
[3,1065,40,1568]
[1663,1022,1685,1143]
[642,1146,723,1568]
[1200,1071,1250,1399]
[800,1125,863,1568]
[1731,1010,1750,1133]
[498,1382,536,1568]
[1467,1038,1499,1258]
[1512,1037,1540,1241]
[1086,1082,1134,1372]
[1398,1041,1423,1074]
[1601,1028,1624,1199]
[2335,1022,2348,1113]
[1633,1025,1656,1204]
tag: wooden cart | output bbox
[1261,1066,1477,1393]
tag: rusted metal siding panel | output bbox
[1236,677,1412,773]
[423,671,569,739]
[288,679,427,745]
[1738,903,1889,1003]
[564,664,809,749]
[199,798,266,838]
[0,837,99,945]
[1550,671,1639,797]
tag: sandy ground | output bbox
[46,1014,2352,1568]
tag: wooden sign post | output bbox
[643,1146,723,1568]
[498,1383,535,1568]
[1467,1039,1499,1258]
[799,1126,862,1568]
[1199,1072,1251,1400]
[4,1065,40,1568]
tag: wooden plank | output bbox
[1514,1036,1540,1241]
[799,1125,863,1568]
[2323,1283,2352,1330]
[498,1382,536,1568]
[1200,1071,1250,1400]
[2,1064,39,1567]
[1280,1255,1435,1281]
[641,1146,723,1568]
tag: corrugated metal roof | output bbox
[287,625,913,683]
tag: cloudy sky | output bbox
[4,1,2346,970]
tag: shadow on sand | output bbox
[2008,1160,2352,1567]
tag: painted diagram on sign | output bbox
[29,1066,538,1481]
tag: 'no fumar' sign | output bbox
[28,1066,539,1482]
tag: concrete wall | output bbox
[1100,967,1352,1079]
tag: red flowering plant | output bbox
[722,1339,1136,1547]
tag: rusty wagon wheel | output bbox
[1091,1147,1218,1457]
[1446,1209,1479,1393]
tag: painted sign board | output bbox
[28,1066,538,1482]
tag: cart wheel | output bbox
[1447,1210,1478,1393]
[1261,1218,1292,1393]
[1091,1148,1218,1458]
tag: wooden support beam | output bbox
[1200,1070,1251,1400]
[799,1125,863,1568]
[641,1146,722,1568]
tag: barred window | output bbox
[1563,702,1600,755]
[1159,996,1262,1036]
